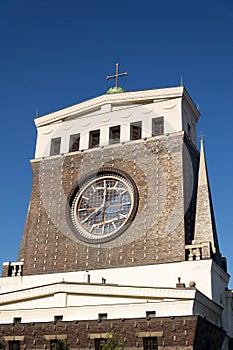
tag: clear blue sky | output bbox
[0,0,232,286]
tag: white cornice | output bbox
[0,281,197,306]
[35,86,197,128]
[0,282,221,316]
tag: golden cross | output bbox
[106,63,128,88]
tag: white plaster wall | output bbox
[0,292,222,325]
[35,98,185,158]
[0,260,213,297]
[0,300,195,324]
[193,300,221,326]
[182,99,197,146]
[0,295,55,310]
[211,262,229,303]
[211,262,231,335]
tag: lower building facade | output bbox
[0,315,227,350]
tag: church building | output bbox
[0,67,233,349]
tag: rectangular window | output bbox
[9,341,20,350]
[143,337,158,350]
[109,125,121,144]
[95,338,105,350]
[54,315,63,322]
[130,121,142,140]
[50,137,61,156]
[69,133,80,152]
[13,317,22,324]
[50,339,67,350]
[146,311,156,318]
[152,117,164,136]
[89,129,100,148]
[50,339,59,350]
[98,313,108,320]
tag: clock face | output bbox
[70,171,138,244]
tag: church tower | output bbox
[0,75,232,350]
[8,86,202,275]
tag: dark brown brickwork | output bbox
[0,315,226,350]
[1,265,9,277]
[16,132,199,276]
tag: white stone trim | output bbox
[44,335,67,340]
[4,336,25,341]
[137,331,164,338]
[0,282,196,305]
[0,281,220,316]
[89,333,110,340]
[35,87,199,128]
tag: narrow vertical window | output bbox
[89,130,100,148]
[50,339,60,350]
[143,337,158,350]
[130,121,142,140]
[69,133,80,152]
[50,137,61,156]
[187,123,191,138]
[109,125,120,144]
[152,117,164,136]
[9,341,20,350]
[95,338,105,350]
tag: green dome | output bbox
[106,86,126,94]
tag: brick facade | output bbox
[15,132,199,276]
[0,315,226,350]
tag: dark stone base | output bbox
[0,315,226,350]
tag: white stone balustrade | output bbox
[185,241,211,261]
[2,261,24,277]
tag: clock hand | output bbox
[81,205,103,223]
[81,183,109,224]
[98,181,108,225]
[102,180,107,207]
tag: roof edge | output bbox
[34,86,199,128]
